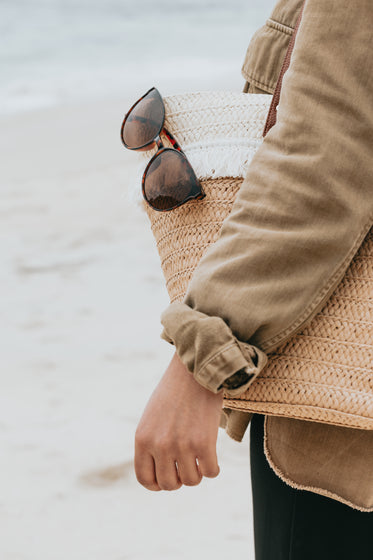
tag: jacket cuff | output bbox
[160,301,268,396]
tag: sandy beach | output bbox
[1,97,255,559]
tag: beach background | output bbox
[1,1,274,558]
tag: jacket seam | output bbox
[266,17,295,36]
[198,341,238,373]
[260,218,373,353]
[270,3,304,30]
[242,19,294,92]
[241,73,276,93]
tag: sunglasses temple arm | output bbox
[162,128,184,154]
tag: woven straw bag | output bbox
[130,6,373,430]
[131,87,373,431]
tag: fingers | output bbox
[175,456,203,487]
[196,446,220,479]
[154,454,182,491]
[134,440,161,491]
[135,438,219,491]
[135,433,182,491]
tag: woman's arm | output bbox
[160,0,373,393]
[135,0,373,490]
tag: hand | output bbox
[134,350,223,491]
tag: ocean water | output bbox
[1,0,274,114]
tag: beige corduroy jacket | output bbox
[160,0,373,511]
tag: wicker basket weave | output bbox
[134,91,373,430]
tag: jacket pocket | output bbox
[241,0,303,93]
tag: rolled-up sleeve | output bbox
[160,0,373,394]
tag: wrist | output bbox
[169,351,224,399]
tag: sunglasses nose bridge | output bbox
[154,135,164,150]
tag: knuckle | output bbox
[195,435,210,451]
[135,430,151,449]
[179,443,195,456]
[188,436,208,454]
[156,437,173,454]
[173,440,185,455]
[177,436,210,455]
[197,439,215,454]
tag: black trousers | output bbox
[249,414,373,560]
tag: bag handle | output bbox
[263,1,306,137]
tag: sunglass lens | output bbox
[122,88,165,149]
[143,149,203,211]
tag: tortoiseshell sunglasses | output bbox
[120,87,206,212]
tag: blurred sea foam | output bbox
[1,0,275,115]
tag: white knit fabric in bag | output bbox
[127,91,272,208]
